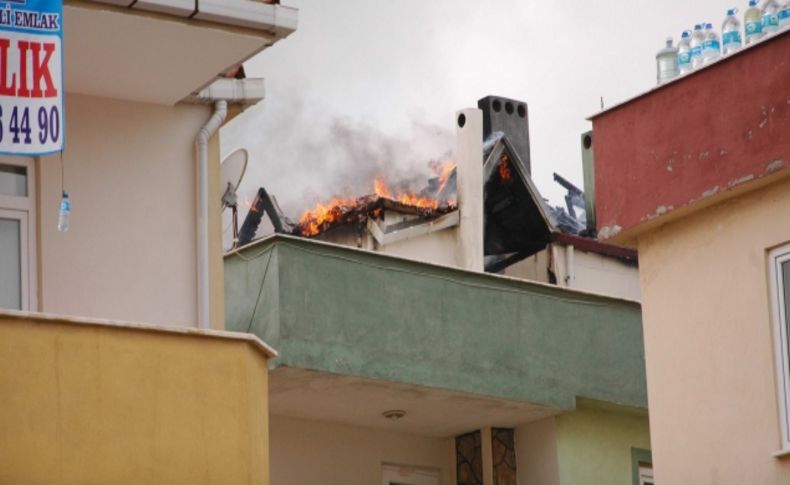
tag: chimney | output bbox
[477,95,531,174]
[455,108,484,272]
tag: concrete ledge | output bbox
[0,310,275,483]
[0,309,277,358]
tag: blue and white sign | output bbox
[0,0,63,155]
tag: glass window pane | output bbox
[0,218,21,310]
[0,164,27,197]
[783,260,790,350]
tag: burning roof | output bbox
[235,160,458,247]
[295,160,458,237]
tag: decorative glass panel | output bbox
[0,164,27,197]
[491,428,517,485]
[455,431,483,485]
[0,218,21,310]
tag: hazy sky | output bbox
[221,0,731,231]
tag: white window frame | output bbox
[769,244,790,452]
[638,463,654,485]
[0,157,37,311]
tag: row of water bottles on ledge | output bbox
[656,0,790,84]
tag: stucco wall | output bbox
[269,415,453,485]
[638,176,790,483]
[555,404,650,485]
[38,93,208,327]
[0,313,271,484]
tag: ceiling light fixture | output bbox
[382,409,406,421]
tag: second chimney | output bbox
[477,95,531,175]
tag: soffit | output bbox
[270,367,558,438]
[64,3,275,105]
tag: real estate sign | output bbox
[0,0,63,155]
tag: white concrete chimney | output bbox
[455,108,484,272]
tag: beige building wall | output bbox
[38,93,210,327]
[269,415,453,485]
[638,176,790,483]
[515,417,560,485]
[504,245,640,301]
[378,228,460,268]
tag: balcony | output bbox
[66,0,298,104]
[0,310,275,484]
[225,235,646,435]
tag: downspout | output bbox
[196,100,227,329]
[565,244,575,287]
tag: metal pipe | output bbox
[196,100,227,329]
[565,244,575,287]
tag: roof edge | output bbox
[226,233,643,306]
[0,308,278,359]
[85,0,298,39]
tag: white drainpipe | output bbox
[196,100,227,329]
[565,244,575,287]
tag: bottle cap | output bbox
[681,30,691,38]
[694,24,702,29]
[706,23,713,28]
[62,191,69,198]
[727,8,738,15]
[749,0,757,6]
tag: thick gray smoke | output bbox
[221,96,455,239]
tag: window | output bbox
[0,158,36,311]
[769,244,790,452]
[638,463,654,485]
[631,447,653,485]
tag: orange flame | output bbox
[436,161,456,195]
[374,178,392,199]
[498,153,511,182]
[298,196,358,236]
[298,160,458,237]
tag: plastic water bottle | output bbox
[745,0,764,43]
[677,31,693,74]
[779,0,790,30]
[702,23,721,63]
[763,0,781,34]
[656,37,679,84]
[57,191,70,232]
[690,24,705,68]
[722,8,743,55]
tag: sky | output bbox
[221,0,731,236]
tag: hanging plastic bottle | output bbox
[702,23,721,64]
[656,37,679,84]
[57,191,70,232]
[690,24,705,68]
[745,0,764,43]
[722,8,743,55]
[780,0,790,29]
[677,30,693,74]
[762,0,781,34]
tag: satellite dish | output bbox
[220,148,248,248]
[220,148,248,209]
